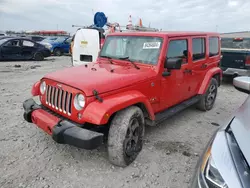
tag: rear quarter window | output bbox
[23,40,35,47]
[209,37,219,57]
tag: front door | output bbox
[21,39,37,59]
[61,38,71,53]
[160,37,191,109]
[1,39,22,60]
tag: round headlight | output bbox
[40,81,46,95]
[74,94,85,110]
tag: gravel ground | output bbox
[0,56,248,188]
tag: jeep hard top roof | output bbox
[108,31,219,37]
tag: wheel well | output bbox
[53,47,61,52]
[108,103,150,125]
[213,73,221,86]
[134,103,150,118]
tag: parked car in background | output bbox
[0,36,12,40]
[191,76,250,188]
[40,36,71,56]
[220,37,250,77]
[0,37,51,61]
[25,35,45,42]
[0,32,6,36]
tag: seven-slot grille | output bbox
[45,85,73,116]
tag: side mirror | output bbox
[165,57,183,70]
[233,76,250,94]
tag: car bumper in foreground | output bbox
[222,67,250,76]
[23,98,103,150]
[190,128,244,188]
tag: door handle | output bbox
[201,63,207,68]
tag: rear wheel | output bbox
[108,106,145,167]
[53,48,62,56]
[197,78,218,111]
[34,52,44,61]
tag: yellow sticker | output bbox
[81,41,88,45]
[80,40,88,47]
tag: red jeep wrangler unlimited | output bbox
[23,31,222,167]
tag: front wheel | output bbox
[196,78,218,111]
[53,48,62,56]
[108,106,145,167]
[34,52,44,61]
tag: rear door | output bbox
[21,39,37,59]
[186,36,208,97]
[1,39,22,60]
[72,29,100,66]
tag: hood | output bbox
[230,95,250,165]
[43,62,157,96]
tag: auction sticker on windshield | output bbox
[143,42,161,49]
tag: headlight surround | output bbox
[204,156,228,188]
[74,94,85,110]
[44,43,52,49]
[46,44,52,49]
[39,81,46,95]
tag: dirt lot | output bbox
[0,57,248,188]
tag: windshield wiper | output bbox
[119,56,140,69]
[100,55,113,64]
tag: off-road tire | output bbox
[34,52,44,61]
[108,106,145,167]
[53,48,62,56]
[196,78,218,111]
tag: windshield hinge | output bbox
[93,89,103,102]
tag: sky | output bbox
[0,0,250,34]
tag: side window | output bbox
[23,40,35,47]
[192,38,205,61]
[5,40,20,47]
[65,38,71,44]
[209,37,219,57]
[167,39,188,64]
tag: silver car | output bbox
[191,76,250,188]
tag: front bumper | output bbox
[23,98,103,150]
[43,49,51,57]
[222,67,250,76]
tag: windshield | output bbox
[221,38,250,49]
[41,37,57,43]
[0,38,8,45]
[100,36,163,65]
[54,37,68,43]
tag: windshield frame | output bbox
[99,35,164,66]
